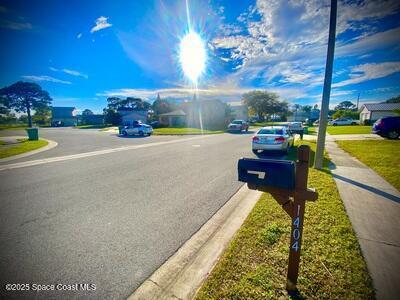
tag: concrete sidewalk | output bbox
[325,140,400,300]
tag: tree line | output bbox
[1,81,399,127]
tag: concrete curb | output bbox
[128,185,262,300]
[0,136,58,163]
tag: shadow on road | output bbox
[117,135,149,139]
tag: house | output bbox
[288,111,308,122]
[158,110,187,127]
[359,103,400,124]
[117,108,149,125]
[51,107,77,126]
[230,104,248,121]
[180,99,228,129]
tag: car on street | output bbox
[287,122,304,138]
[252,126,294,154]
[372,116,400,139]
[329,118,359,126]
[121,123,153,136]
[228,120,249,132]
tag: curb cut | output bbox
[128,185,262,300]
[0,136,58,163]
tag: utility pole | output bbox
[314,0,337,169]
[356,93,360,110]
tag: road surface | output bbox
[0,128,284,299]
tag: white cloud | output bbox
[90,16,112,33]
[22,75,72,84]
[0,20,32,30]
[77,33,82,39]
[49,67,88,79]
[333,62,400,87]
[336,27,400,57]
[210,0,400,90]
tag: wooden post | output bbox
[238,145,317,292]
[286,145,310,291]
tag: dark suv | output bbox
[372,116,400,139]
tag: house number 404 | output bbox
[292,205,301,252]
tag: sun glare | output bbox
[179,31,206,84]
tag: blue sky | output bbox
[1,0,400,113]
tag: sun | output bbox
[179,31,206,84]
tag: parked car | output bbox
[228,120,249,132]
[372,116,400,139]
[252,126,294,154]
[329,118,359,126]
[121,123,153,136]
[52,120,64,127]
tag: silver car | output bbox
[252,126,294,154]
[121,123,153,136]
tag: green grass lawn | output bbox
[0,139,48,159]
[326,125,372,135]
[153,127,224,135]
[0,124,28,131]
[337,140,400,191]
[196,141,374,300]
[306,126,317,135]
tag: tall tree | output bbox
[0,81,52,127]
[82,109,94,116]
[32,108,51,125]
[242,90,282,120]
[152,94,175,115]
[106,96,151,111]
[302,105,312,113]
[384,95,400,103]
[335,100,356,111]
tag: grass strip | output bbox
[0,139,48,159]
[196,140,374,299]
[337,139,400,191]
[326,125,372,135]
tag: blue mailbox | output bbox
[238,158,296,190]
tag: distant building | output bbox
[288,111,308,122]
[158,109,187,127]
[180,99,228,130]
[359,103,400,123]
[230,104,248,121]
[51,107,77,126]
[117,108,149,125]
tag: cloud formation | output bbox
[333,62,400,87]
[22,75,72,84]
[0,20,32,30]
[90,16,112,33]
[49,67,88,79]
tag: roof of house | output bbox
[159,109,187,116]
[52,107,76,118]
[361,103,400,112]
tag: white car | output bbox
[121,123,153,136]
[329,118,359,126]
[252,126,294,154]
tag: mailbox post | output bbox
[238,145,317,292]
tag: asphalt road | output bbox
[0,128,285,299]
